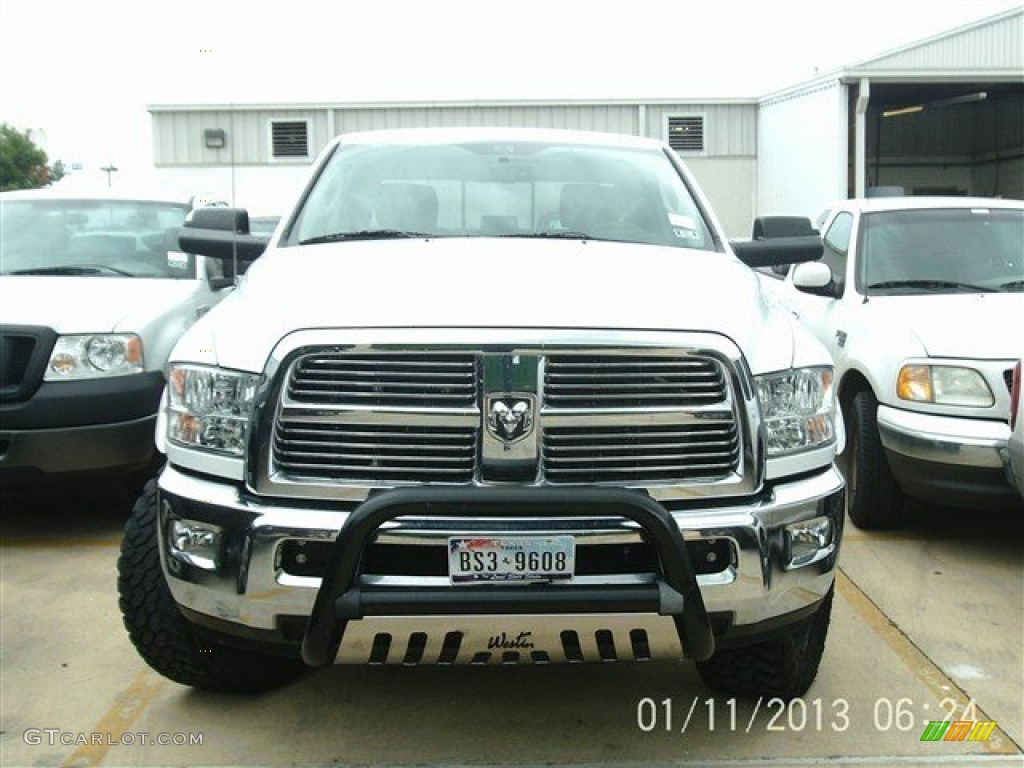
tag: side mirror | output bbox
[730,235,823,269]
[178,207,269,263]
[751,216,818,239]
[793,262,840,298]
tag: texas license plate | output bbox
[448,536,575,583]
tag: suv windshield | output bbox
[288,140,715,250]
[859,207,1024,294]
[0,199,192,278]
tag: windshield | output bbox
[0,199,193,278]
[288,140,715,250]
[859,207,1024,294]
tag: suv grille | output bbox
[0,335,36,392]
[544,355,725,408]
[269,348,744,494]
[288,353,477,407]
[0,326,56,403]
[274,422,477,482]
[544,423,740,483]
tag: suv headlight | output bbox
[897,364,994,408]
[166,364,259,456]
[44,334,143,380]
[756,367,836,456]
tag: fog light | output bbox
[785,516,833,569]
[168,518,223,571]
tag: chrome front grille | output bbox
[274,421,477,482]
[266,340,750,499]
[544,355,726,408]
[288,353,477,407]
[543,423,740,483]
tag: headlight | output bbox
[756,367,836,456]
[897,365,994,408]
[44,334,143,380]
[166,364,259,456]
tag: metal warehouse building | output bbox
[149,7,1022,236]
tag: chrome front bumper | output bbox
[876,405,1022,508]
[877,405,1010,470]
[157,464,845,661]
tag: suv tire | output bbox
[696,586,833,700]
[117,479,307,693]
[845,390,905,529]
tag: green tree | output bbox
[0,122,60,191]
[49,158,67,185]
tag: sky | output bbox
[1,0,1021,181]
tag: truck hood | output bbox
[0,276,201,333]
[868,293,1024,359]
[196,238,801,375]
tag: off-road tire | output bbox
[844,389,905,529]
[696,587,833,700]
[117,479,307,693]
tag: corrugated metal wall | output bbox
[150,102,757,166]
[152,109,329,166]
[757,81,849,219]
[332,104,640,135]
[150,101,759,236]
[856,10,1022,71]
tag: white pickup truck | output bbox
[117,127,845,699]
[761,196,1024,528]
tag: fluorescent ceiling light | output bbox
[883,105,925,118]
[882,91,988,119]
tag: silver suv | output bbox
[0,190,233,488]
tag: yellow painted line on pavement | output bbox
[60,669,166,767]
[836,569,1020,755]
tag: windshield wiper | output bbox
[493,231,594,240]
[866,279,996,294]
[298,229,431,245]
[7,265,135,277]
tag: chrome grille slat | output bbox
[545,429,734,443]
[289,389,473,401]
[279,450,474,463]
[546,379,720,387]
[307,359,473,369]
[280,439,472,453]
[277,463,473,477]
[546,360,710,369]
[547,451,737,463]
[544,397,720,403]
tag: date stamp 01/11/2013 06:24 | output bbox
[635,696,996,741]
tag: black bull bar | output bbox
[301,486,716,666]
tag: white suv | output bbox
[117,127,845,698]
[763,196,1024,527]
